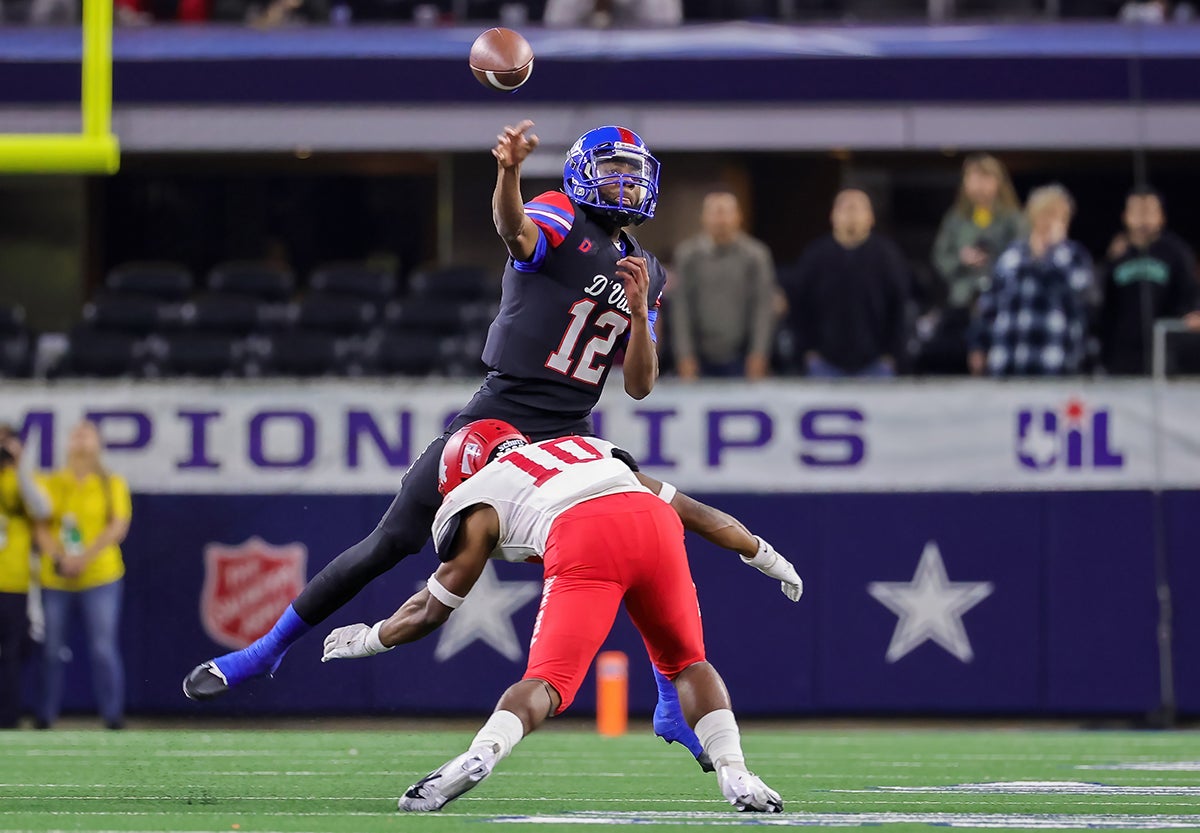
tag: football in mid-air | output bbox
[469,28,534,93]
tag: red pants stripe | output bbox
[523,491,706,713]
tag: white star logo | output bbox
[429,563,541,663]
[867,541,994,664]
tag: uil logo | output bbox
[1016,398,1124,471]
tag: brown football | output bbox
[469,27,534,93]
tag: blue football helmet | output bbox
[563,125,660,227]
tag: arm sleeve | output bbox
[111,476,133,522]
[748,243,780,357]
[790,248,816,358]
[884,241,911,361]
[1098,258,1119,367]
[1168,241,1200,315]
[667,247,697,361]
[1068,245,1098,309]
[513,191,575,272]
[969,264,1001,353]
[17,459,51,521]
[931,211,961,286]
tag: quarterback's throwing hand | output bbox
[493,120,539,170]
[322,622,391,662]
[741,537,803,602]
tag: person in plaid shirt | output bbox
[969,184,1096,377]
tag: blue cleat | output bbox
[182,605,308,701]
[651,667,713,772]
[183,645,287,701]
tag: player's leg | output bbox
[183,434,448,700]
[673,661,782,813]
[400,510,625,812]
[652,662,710,768]
[398,679,560,813]
[623,501,782,813]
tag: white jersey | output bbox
[431,436,654,564]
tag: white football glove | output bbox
[321,621,392,662]
[740,536,803,602]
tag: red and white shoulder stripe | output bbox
[524,191,576,248]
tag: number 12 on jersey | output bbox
[504,437,604,486]
[545,299,630,386]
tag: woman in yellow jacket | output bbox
[38,421,132,730]
[0,424,52,729]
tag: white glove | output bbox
[322,621,392,662]
[740,536,803,602]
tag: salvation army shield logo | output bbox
[201,537,307,650]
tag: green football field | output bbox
[3,723,1200,832]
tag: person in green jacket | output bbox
[920,154,1025,373]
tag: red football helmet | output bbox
[438,419,529,495]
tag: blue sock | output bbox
[210,605,310,687]
[651,667,705,760]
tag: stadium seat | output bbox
[407,265,495,300]
[180,295,266,334]
[81,295,172,336]
[0,303,27,335]
[294,293,377,334]
[105,262,194,300]
[59,329,144,378]
[382,297,468,334]
[0,333,32,378]
[145,333,244,378]
[308,262,398,301]
[251,332,353,377]
[363,331,450,376]
[207,261,296,301]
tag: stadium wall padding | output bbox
[42,489,1198,718]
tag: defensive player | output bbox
[322,420,799,813]
[184,121,709,762]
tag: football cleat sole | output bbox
[182,661,230,701]
[399,749,497,812]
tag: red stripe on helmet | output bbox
[616,126,637,146]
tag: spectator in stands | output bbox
[0,424,51,729]
[1119,0,1196,22]
[544,0,682,27]
[783,188,909,378]
[923,154,1024,373]
[669,190,779,380]
[37,421,132,730]
[1100,186,1200,375]
[969,184,1096,377]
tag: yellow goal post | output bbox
[0,0,119,174]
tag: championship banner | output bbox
[3,378,1200,493]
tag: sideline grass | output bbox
[3,726,1199,832]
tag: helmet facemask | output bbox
[564,131,660,228]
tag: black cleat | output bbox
[182,661,231,701]
[696,750,715,773]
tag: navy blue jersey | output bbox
[479,190,666,420]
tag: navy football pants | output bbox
[291,414,591,626]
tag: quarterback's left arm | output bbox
[618,255,659,400]
[322,506,500,661]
